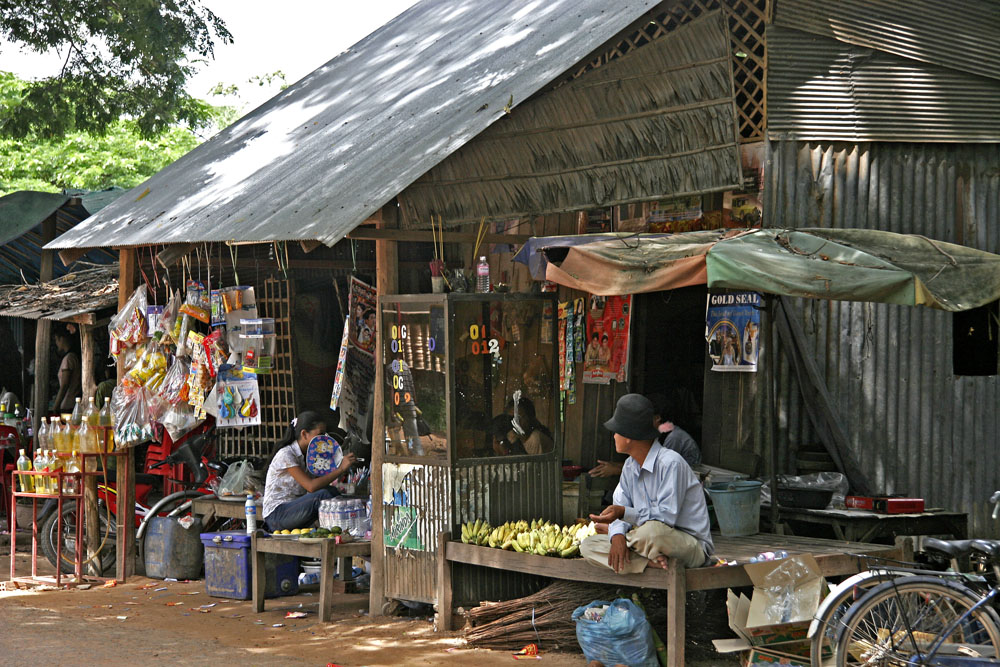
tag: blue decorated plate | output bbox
[305,434,344,476]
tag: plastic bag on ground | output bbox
[572,598,658,667]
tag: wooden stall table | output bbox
[770,506,968,543]
[252,535,371,622]
[191,496,260,523]
[436,531,901,667]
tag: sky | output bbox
[3,0,420,113]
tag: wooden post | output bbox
[369,203,398,617]
[31,215,57,437]
[666,558,686,667]
[80,325,96,402]
[115,248,138,580]
[436,531,453,631]
[79,322,101,576]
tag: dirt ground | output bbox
[1,536,737,666]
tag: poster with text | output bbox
[333,277,377,443]
[706,291,761,372]
[583,294,632,384]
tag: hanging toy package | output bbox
[178,279,210,324]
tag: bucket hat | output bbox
[603,393,660,441]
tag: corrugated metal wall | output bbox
[763,140,1000,536]
[767,26,1000,142]
[772,0,1000,82]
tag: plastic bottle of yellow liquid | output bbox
[48,450,64,494]
[56,416,69,453]
[99,398,114,452]
[33,448,48,493]
[16,448,33,493]
[63,451,80,495]
[84,397,98,426]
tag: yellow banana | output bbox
[560,544,580,558]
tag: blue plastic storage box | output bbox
[200,531,299,600]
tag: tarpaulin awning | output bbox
[513,228,1000,311]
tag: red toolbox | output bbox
[845,496,925,513]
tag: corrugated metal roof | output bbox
[763,140,1000,537]
[767,26,1000,142]
[398,11,741,227]
[46,0,664,252]
[0,190,120,284]
[773,0,1000,82]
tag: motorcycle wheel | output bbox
[40,499,117,576]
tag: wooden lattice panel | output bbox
[218,277,297,458]
[568,0,767,142]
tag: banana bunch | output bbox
[459,518,602,558]
[460,519,493,545]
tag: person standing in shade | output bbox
[51,326,81,413]
[580,394,713,573]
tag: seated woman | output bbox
[262,411,356,532]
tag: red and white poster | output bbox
[582,294,632,384]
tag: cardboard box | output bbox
[872,497,924,513]
[743,648,810,666]
[724,555,827,646]
[845,495,873,510]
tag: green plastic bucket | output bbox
[706,480,762,536]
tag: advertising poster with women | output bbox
[331,277,377,442]
[706,291,761,372]
[583,294,632,384]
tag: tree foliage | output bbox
[0,71,207,195]
[0,0,231,139]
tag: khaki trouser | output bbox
[580,520,706,573]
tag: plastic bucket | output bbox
[706,481,762,536]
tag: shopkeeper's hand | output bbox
[337,452,357,474]
[589,504,625,524]
[588,460,623,477]
[608,534,629,573]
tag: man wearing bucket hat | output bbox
[581,394,713,573]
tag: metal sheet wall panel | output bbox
[767,26,1000,143]
[451,459,561,605]
[762,140,1000,537]
[773,0,1000,83]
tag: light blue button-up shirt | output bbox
[609,443,714,556]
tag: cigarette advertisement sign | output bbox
[706,291,761,373]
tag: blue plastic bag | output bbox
[572,598,658,667]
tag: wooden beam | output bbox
[155,243,196,269]
[299,240,324,254]
[58,247,89,267]
[116,248,138,581]
[348,228,532,244]
[31,215,57,438]
[369,201,399,619]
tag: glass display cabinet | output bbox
[378,293,562,604]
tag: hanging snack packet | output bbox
[202,329,229,378]
[156,289,181,344]
[179,279,210,323]
[109,285,149,350]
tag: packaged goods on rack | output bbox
[154,289,181,344]
[179,279,210,323]
[111,384,154,448]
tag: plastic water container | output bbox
[145,516,204,580]
[705,480,763,537]
[200,531,299,599]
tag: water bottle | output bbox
[476,256,490,293]
[245,494,257,534]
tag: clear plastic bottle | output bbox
[63,451,81,495]
[476,255,490,293]
[16,448,33,493]
[245,494,257,535]
[48,450,64,494]
[37,416,49,453]
[84,397,99,426]
[33,448,48,493]
[51,416,64,453]
[70,397,83,426]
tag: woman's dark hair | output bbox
[53,326,80,353]
[266,410,325,469]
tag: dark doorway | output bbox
[633,286,707,443]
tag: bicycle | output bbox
[831,492,1000,666]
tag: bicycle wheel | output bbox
[811,571,911,667]
[834,576,1000,666]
